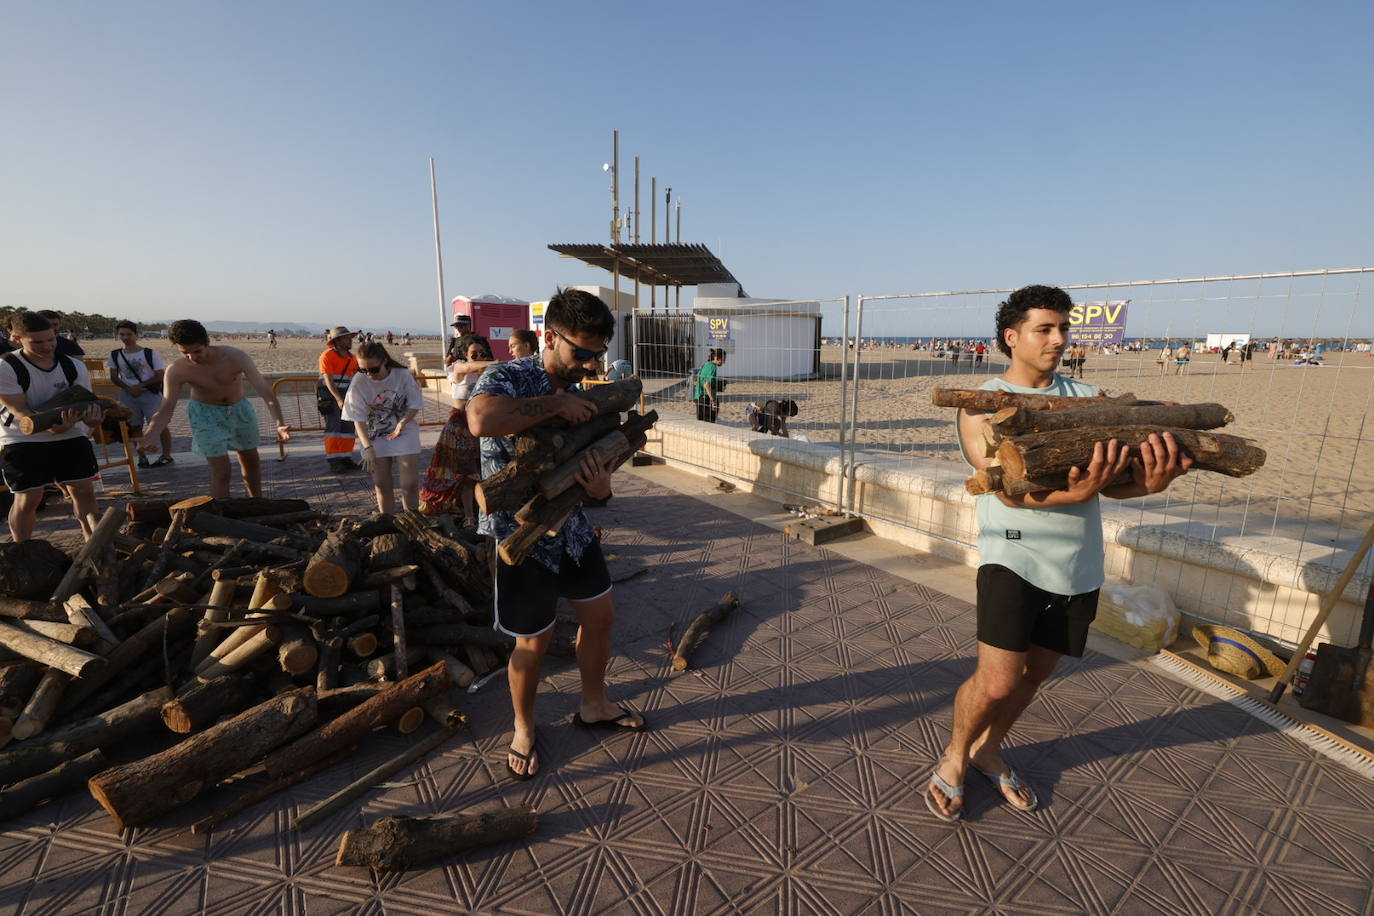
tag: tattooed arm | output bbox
[466,390,596,437]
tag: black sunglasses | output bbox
[362,364,386,375]
[551,328,608,362]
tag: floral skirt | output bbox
[419,407,481,514]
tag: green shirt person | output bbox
[694,349,725,423]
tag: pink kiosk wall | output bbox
[451,297,530,361]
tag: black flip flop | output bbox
[573,709,647,733]
[505,744,538,781]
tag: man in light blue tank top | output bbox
[927,285,1193,822]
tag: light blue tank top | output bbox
[959,374,1105,596]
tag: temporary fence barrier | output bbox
[271,373,455,460]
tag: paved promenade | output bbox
[1,439,1371,914]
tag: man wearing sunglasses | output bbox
[468,288,646,781]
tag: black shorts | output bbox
[1,437,99,493]
[976,564,1099,657]
[494,538,612,637]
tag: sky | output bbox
[3,1,1372,338]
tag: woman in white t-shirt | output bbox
[342,342,424,514]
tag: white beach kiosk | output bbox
[692,283,822,380]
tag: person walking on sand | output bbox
[318,327,361,473]
[926,285,1193,822]
[139,319,291,498]
[467,287,647,781]
[1174,342,1191,375]
[343,341,423,514]
[0,312,104,541]
[107,320,173,468]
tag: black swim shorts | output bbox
[1,437,99,493]
[494,538,612,638]
[975,564,1099,657]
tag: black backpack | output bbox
[1,352,80,427]
[110,347,156,384]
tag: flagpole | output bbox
[429,158,448,356]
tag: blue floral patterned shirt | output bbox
[471,355,595,572]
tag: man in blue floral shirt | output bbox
[469,288,647,780]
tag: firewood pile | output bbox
[933,388,1267,496]
[0,377,656,860]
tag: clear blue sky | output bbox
[3,2,1371,337]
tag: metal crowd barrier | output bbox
[271,373,453,461]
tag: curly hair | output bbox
[993,285,1073,357]
[545,288,615,341]
[168,319,210,347]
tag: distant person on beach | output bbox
[1070,341,1087,379]
[694,348,726,422]
[748,398,798,437]
[1174,343,1191,374]
[37,310,85,359]
[927,285,1193,823]
[0,312,103,541]
[108,320,173,468]
[267,329,278,349]
[508,328,539,360]
[1241,340,1255,369]
[318,326,360,473]
[974,342,986,366]
[467,287,646,781]
[138,319,291,498]
[343,341,423,514]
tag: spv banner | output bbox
[1069,300,1130,345]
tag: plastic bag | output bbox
[1096,582,1180,652]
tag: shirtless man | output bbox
[139,319,291,497]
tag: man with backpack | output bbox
[107,320,173,468]
[0,312,103,541]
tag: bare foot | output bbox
[507,727,538,779]
[969,746,1035,810]
[928,754,965,819]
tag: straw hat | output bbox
[1192,625,1286,679]
[327,326,356,342]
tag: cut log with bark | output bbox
[58,607,194,714]
[0,665,40,719]
[359,565,419,589]
[0,621,105,678]
[12,671,68,740]
[88,688,319,829]
[367,533,411,571]
[294,725,461,833]
[293,591,383,617]
[276,625,318,676]
[257,662,450,780]
[0,597,69,623]
[303,525,366,598]
[161,674,259,734]
[196,626,282,680]
[0,540,71,601]
[933,388,1158,412]
[996,425,1266,482]
[988,402,1234,436]
[168,496,313,521]
[366,648,426,682]
[190,576,238,670]
[6,620,97,647]
[190,745,351,835]
[553,378,641,424]
[672,592,741,672]
[51,508,124,605]
[18,386,131,435]
[425,649,476,689]
[388,584,407,680]
[187,511,315,549]
[475,412,623,514]
[335,807,538,871]
[0,748,107,820]
[0,686,173,787]
[423,691,468,730]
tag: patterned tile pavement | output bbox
[3,439,1373,915]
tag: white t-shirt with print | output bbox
[106,347,166,387]
[0,353,94,444]
[341,369,423,458]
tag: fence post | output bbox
[845,295,866,517]
[836,295,851,516]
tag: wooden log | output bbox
[989,402,1234,436]
[0,540,72,600]
[13,671,69,740]
[359,565,420,589]
[354,514,398,539]
[88,689,319,829]
[171,496,313,520]
[415,562,475,618]
[461,644,491,676]
[0,621,105,678]
[0,686,173,787]
[57,607,194,714]
[422,690,469,729]
[555,378,641,423]
[18,390,131,434]
[932,387,1154,411]
[367,533,411,571]
[257,662,451,780]
[0,597,69,623]
[190,745,350,835]
[196,593,293,673]
[246,509,324,527]
[62,594,118,650]
[0,664,41,719]
[424,649,476,689]
[347,632,378,658]
[51,507,123,606]
[335,807,538,871]
[196,626,282,680]
[303,527,366,599]
[537,430,630,501]
[314,683,386,717]
[292,591,383,617]
[393,512,488,600]
[276,624,318,676]
[966,465,1130,496]
[6,620,97,647]
[294,725,461,833]
[388,585,408,680]
[126,499,174,526]
[0,748,107,820]
[153,574,201,606]
[188,511,315,549]
[366,648,426,682]
[404,605,469,630]
[0,716,10,751]
[475,413,624,514]
[672,592,741,672]
[189,576,238,670]
[997,425,1267,481]
[196,536,308,562]
[392,707,425,735]
[161,674,258,734]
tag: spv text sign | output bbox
[1069,300,1130,345]
[707,317,731,341]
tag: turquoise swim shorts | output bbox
[188,399,261,457]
